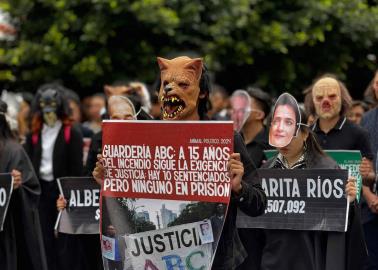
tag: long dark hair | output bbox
[298,109,326,164]
[0,100,16,157]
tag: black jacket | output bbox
[0,140,48,270]
[84,131,102,176]
[24,124,83,179]
[253,152,366,270]
[212,132,267,270]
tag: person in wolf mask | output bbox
[93,56,266,269]
[24,83,83,270]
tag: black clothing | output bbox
[246,153,366,270]
[24,124,84,180]
[80,124,94,138]
[0,140,47,270]
[237,127,272,270]
[94,128,265,269]
[85,131,102,176]
[311,117,374,160]
[83,130,106,270]
[244,127,272,169]
[211,132,267,270]
[24,124,84,270]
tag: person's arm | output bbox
[356,127,375,186]
[68,125,84,176]
[230,132,267,217]
[362,186,378,213]
[84,132,102,176]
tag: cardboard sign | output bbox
[264,149,363,201]
[0,173,13,231]
[237,169,349,232]
[101,120,233,270]
[56,177,100,234]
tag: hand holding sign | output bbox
[359,158,375,185]
[227,153,243,194]
[345,176,357,203]
[11,169,21,190]
[56,195,67,211]
[93,154,105,185]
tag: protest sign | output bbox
[56,177,100,234]
[264,149,362,201]
[101,120,233,270]
[237,169,349,232]
[0,173,13,231]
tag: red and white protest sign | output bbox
[100,120,233,270]
[101,121,233,203]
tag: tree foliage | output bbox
[1,0,378,98]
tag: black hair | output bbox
[127,95,152,120]
[63,87,81,106]
[198,64,212,120]
[246,87,271,118]
[211,84,228,98]
[351,100,369,112]
[298,109,326,163]
[0,100,15,141]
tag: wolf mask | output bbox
[157,56,204,120]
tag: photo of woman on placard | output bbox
[269,93,301,148]
[245,93,366,270]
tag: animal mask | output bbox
[157,56,203,120]
[312,77,342,120]
[269,93,301,148]
[40,89,59,127]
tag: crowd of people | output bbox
[0,55,377,270]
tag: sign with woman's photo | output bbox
[264,149,363,201]
[237,169,350,232]
[0,173,13,231]
[101,120,233,270]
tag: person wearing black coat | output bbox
[0,100,48,270]
[93,56,267,269]
[245,94,365,270]
[23,84,83,270]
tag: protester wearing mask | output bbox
[250,93,365,270]
[93,56,267,269]
[24,84,83,270]
[308,76,374,269]
[235,88,273,270]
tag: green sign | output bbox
[264,150,362,202]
